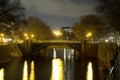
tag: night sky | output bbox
[21,0,97,29]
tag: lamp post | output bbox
[86,32,92,43]
[53,30,62,40]
[31,34,35,42]
[31,34,34,38]
[86,32,92,38]
[0,33,4,45]
[24,33,35,42]
[24,33,27,37]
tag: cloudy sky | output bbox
[21,0,97,29]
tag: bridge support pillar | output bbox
[81,40,86,57]
[21,40,33,56]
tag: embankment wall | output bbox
[0,44,22,63]
[84,43,116,67]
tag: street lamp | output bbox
[53,30,62,40]
[31,34,35,42]
[26,36,29,40]
[86,32,92,38]
[31,34,34,38]
[86,32,92,43]
[24,33,28,37]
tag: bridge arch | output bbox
[31,42,81,53]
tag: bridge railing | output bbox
[36,40,81,43]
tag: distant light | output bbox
[109,36,113,40]
[24,33,27,37]
[26,37,29,39]
[6,38,12,41]
[86,32,92,38]
[105,39,108,43]
[53,30,62,36]
[0,33,4,37]
[31,34,34,38]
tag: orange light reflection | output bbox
[0,68,4,80]
[30,61,35,80]
[50,59,63,80]
[86,62,93,80]
[22,61,28,80]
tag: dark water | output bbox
[0,49,107,80]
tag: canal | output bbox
[0,48,108,80]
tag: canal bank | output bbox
[0,44,22,63]
[97,43,117,67]
[2,42,115,68]
[18,42,117,67]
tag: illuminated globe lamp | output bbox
[53,30,62,40]
[86,32,92,43]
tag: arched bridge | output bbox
[19,40,99,57]
[31,40,82,52]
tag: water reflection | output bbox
[86,62,93,80]
[53,48,56,58]
[22,61,28,80]
[0,68,4,80]
[30,61,35,80]
[50,59,63,80]
[52,48,75,60]
[0,47,106,80]
[22,61,35,80]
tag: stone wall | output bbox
[97,43,116,67]
[84,44,98,57]
[0,44,22,63]
[83,43,116,67]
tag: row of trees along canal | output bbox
[72,0,120,42]
[0,0,120,43]
[0,0,24,41]
[0,0,52,43]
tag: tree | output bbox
[21,16,52,40]
[72,14,101,40]
[96,0,120,40]
[0,0,25,35]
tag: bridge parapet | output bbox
[36,40,81,44]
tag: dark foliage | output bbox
[0,0,25,34]
[96,0,120,31]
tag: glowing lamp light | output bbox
[0,34,4,37]
[31,34,34,38]
[105,39,109,43]
[53,30,62,36]
[86,32,92,38]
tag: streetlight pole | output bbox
[0,33,4,45]
[31,34,34,42]
[86,32,92,43]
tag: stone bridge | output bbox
[19,40,99,57]
[31,40,81,52]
